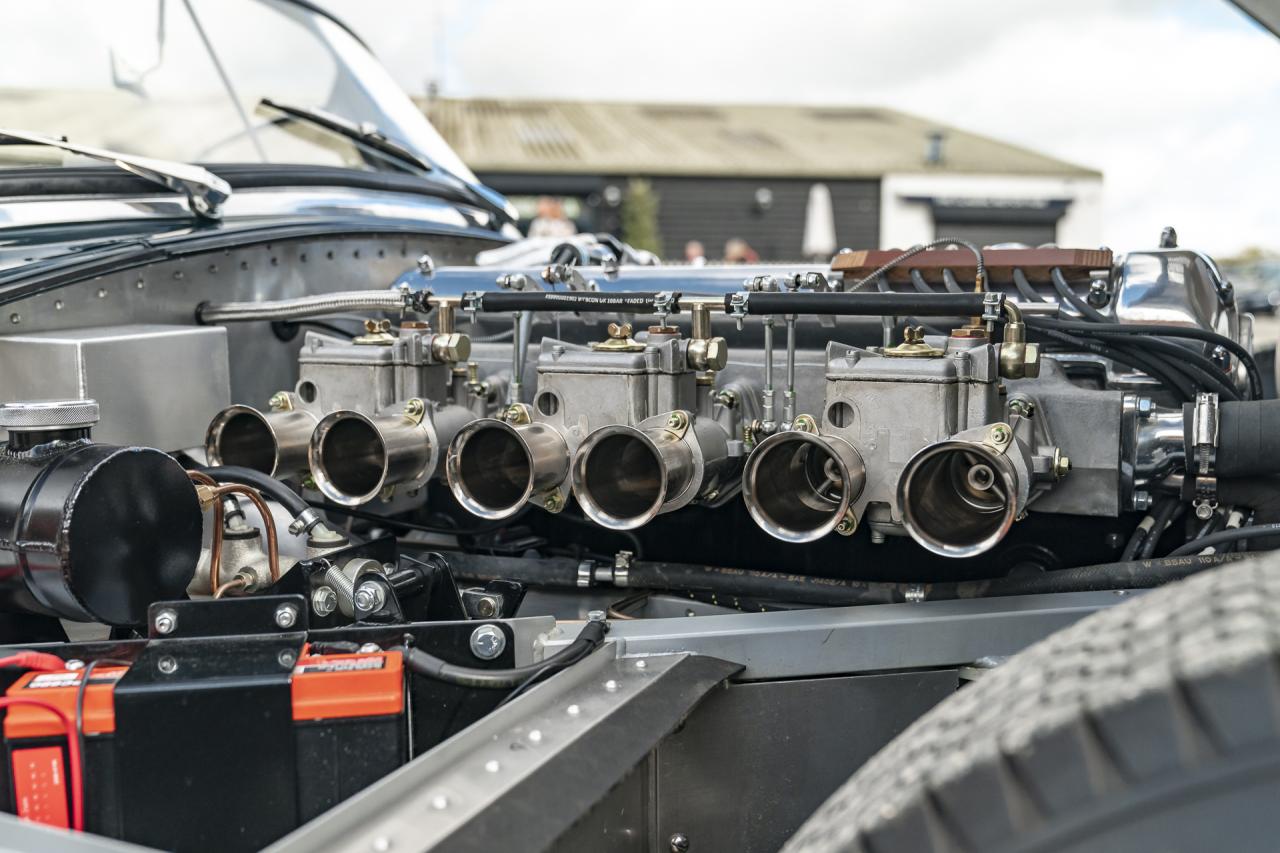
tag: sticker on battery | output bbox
[11,746,70,828]
[295,655,386,674]
[23,670,124,689]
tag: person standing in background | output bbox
[528,196,577,238]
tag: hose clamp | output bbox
[727,292,750,330]
[1187,392,1220,520]
[288,506,324,536]
[981,292,1004,324]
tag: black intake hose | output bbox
[1215,400,1280,477]
[398,620,607,688]
[439,552,1248,607]
[471,291,674,313]
[732,291,992,317]
[197,465,309,516]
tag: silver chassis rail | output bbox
[0,591,1119,853]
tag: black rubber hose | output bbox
[197,465,308,516]
[472,291,672,313]
[940,269,965,294]
[398,620,607,688]
[1011,268,1046,303]
[439,552,1248,607]
[734,291,992,317]
[1029,326,1195,401]
[1216,400,1280,476]
[1138,500,1186,559]
[1050,267,1110,323]
[1029,317,1262,400]
[909,269,935,294]
[847,238,986,292]
[875,275,945,336]
[1166,524,1280,557]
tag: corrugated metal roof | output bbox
[421,98,1100,180]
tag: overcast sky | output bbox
[322,0,1279,257]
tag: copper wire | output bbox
[186,471,224,596]
[213,577,249,599]
[208,484,282,584]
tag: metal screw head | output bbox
[1195,501,1215,521]
[268,392,290,411]
[311,586,338,617]
[988,424,1011,445]
[587,610,607,622]
[278,649,297,669]
[154,608,178,636]
[543,492,563,512]
[1053,451,1072,480]
[669,832,690,852]
[1132,490,1153,511]
[359,643,381,654]
[274,603,298,629]
[1136,396,1155,417]
[666,411,688,430]
[354,581,386,614]
[403,398,426,419]
[703,337,729,371]
[65,659,85,671]
[469,624,506,660]
[157,655,178,675]
[475,595,499,618]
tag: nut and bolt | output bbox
[154,608,178,636]
[988,424,1011,445]
[274,603,299,629]
[268,392,290,411]
[543,492,563,512]
[278,649,297,668]
[403,398,426,420]
[359,643,382,654]
[1052,451,1072,480]
[469,624,506,661]
[715,389,738,408]
[1008,398,1035,418]
[157,655,178,675]
[607,322,632,339]
[1132,490,1153,511]
[475,595,499,618]
[666,411,688,430]
[669,833,691,852]
[1136,396,1154,418]
[835,515,856,536]
[311,585,338,617]
[587,609,607,622]
[354,581,386,614]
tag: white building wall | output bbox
[879,173,1104,249]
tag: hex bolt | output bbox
[543,492,563,512]
[475,595,499,618]
[989,424,1011,445]
[274,603,298,629]
[311,586,338,617]
[670,832,690,852]
[154,608,178,636]
[354,581,386,614]
[469,624,506,661]
[587,610,607,623]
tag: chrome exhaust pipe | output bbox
[308,409,435,506]
[571,413,726,530]
[898,427,1028,558]
[205,404,316,477]
[446,419,569,519]
[742,430,866,543]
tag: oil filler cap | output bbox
[0,399,100,432]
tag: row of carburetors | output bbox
[203,245,1248,565]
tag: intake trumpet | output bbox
[205,402,317,478]
[742,420,866,543]
[308,401,472,506]
[570,411,729,530]
[897,422,1032,558]
[446,417,571,519]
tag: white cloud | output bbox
[324,0,1280,256]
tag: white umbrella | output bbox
[801,182,837,259]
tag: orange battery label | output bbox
[10,746,69,829]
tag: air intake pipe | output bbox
[446,418,570,519]
[898,422,1032,558]
[742,422,866,543]
[205,403,317,478]
[308,402,472,506]
[570,411,728,530]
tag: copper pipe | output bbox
[213,577,248,599]
[186,471,225,596]
[209,484,281,584]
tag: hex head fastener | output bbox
[469,624,506,660]
[154,608,178,635]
